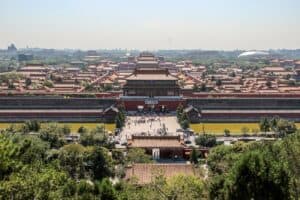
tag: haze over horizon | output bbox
[1,0,300,50]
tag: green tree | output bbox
[281,131,300,199]
[16,135,50,164]
[126,148,152,164]
[98,178,118,200]
[225,149,290,200]
[195,134,217,147]
[176,104,184,121]
[80,125,108,146]
[276,118,297,137]
[61,124,71,135]
[270,117,279,131]
[78,126,88,134]
[24,120,41,132]
[207,135,300,200]
[224,129,230,136]
[115,107,126,129]
[241,126,250,135]
[39,123,66,148]
[115,116,123,129]
[180,112,190,129]
[58,143,86,179]
[75,180,96,199]
[207,142,252,176]
[164,175,204,200]
[260,117,270,133]
[0,166,73,200]
[87,146,114,180]
[112,149,125,165]
[0,135,21,180]
[190,148,199,164]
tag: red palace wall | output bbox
[121,99,186,111]
[183,92,300,98]
[202,113,300,118]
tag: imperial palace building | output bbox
[2,52,300,123]
[121,52,184,111]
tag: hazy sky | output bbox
[1,0,300,50]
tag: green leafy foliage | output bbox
[24,120,41,132]
[260,117,297,136]
[190,147,199,164]
[79,125,108,146]
[115,105,126,129]
[207,133,300,200]
[116,174,205,200]
[39,123,66,148]
[0,125,117,199]
[1,122,300,200]
[126,148,152,164]
[195,134,217,147]
[176,104,190,129]
[0,135,21,180]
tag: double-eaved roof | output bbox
[128,135,184,148]
[126,73,177,81]
[126,68,178,81]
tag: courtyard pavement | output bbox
[116,114,182,145]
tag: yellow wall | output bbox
[190,123,300,135]
[0,123,116,133]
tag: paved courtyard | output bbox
[117,114,181,143]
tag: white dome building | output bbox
[238,51,269,58]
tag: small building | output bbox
[127,135,185,159]
[184,105,201,123]
[102,105,119,122]
[125,163,197,184]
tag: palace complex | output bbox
[1,52,300,123]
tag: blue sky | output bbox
[1,0,300,50]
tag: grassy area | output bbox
[0,123,116,133]
[190,123,300,135]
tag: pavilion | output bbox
[127,135,185,159]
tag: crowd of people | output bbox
[124,115,168,137]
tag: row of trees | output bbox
[1,119,299,199]
[260,117,297,136]
[220,117,297,136]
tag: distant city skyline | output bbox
[1,0,300,50]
